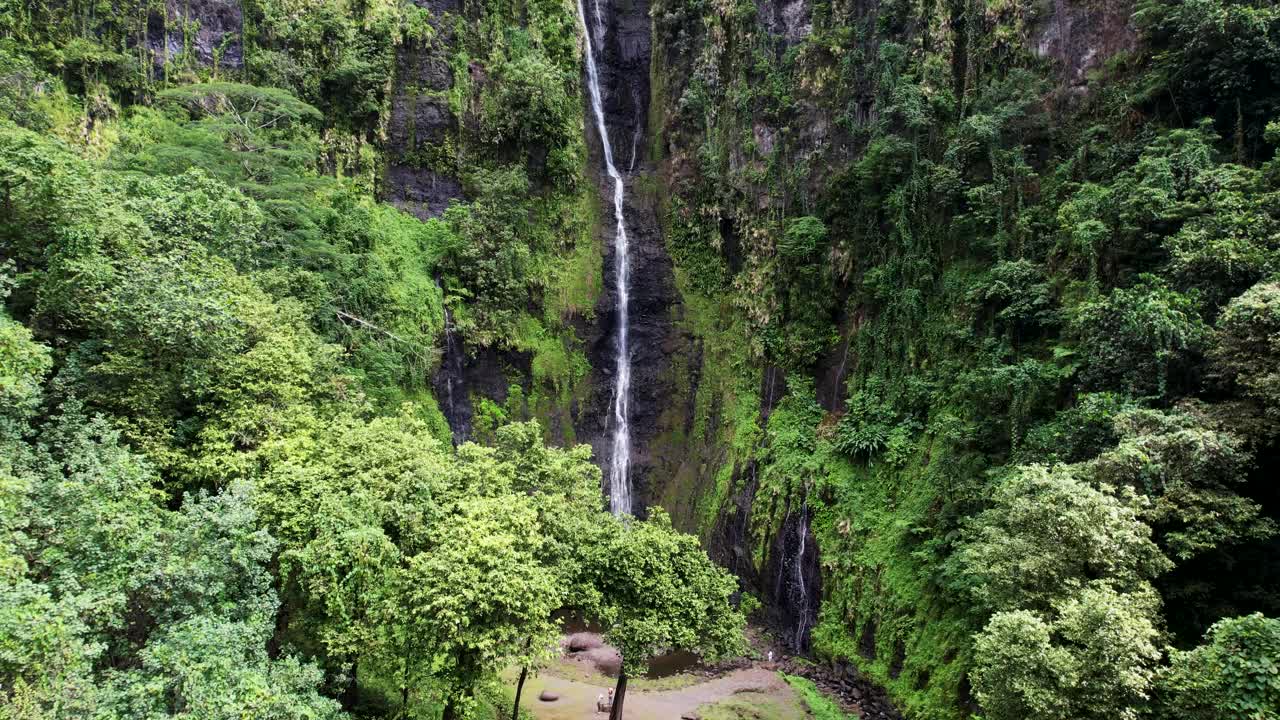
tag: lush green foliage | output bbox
[7,0,1280,718]
[0,3,746,717]
[649,0,1280,717]
[1156,613,1280,720]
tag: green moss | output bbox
[782,673,856,720]
[808,447,976,720]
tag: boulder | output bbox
[565,632,604,652]
[582,646,623,675]
[538,690,560,702]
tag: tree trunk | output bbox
[341,658,359,711]
[442,696,459,720]
[608,672,628,720]
[511,666,529,720]
[401,638,412,712]
[1237,95,1246,165]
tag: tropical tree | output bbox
[952,464,1171,613]
[1156,613,1280,720]
[488,423,612,716]
[394,495,560,719]
[257,410,450,705]
[972,584,1163,720]
[589,510,747,720]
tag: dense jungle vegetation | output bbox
[645,0,1280,716]
[0,0,743,718]
[2,0,1280,718]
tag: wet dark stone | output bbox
[411,0,460,14]
[763,500,821,652]
[574,0,677,516]
[1035,0,1136,96]
[760,366,788,421]
[396,36,454,91]
[754,0,812,43]
[386,166,462,221]
[709,461,761,584]
[387,93,454,156]
[777,657,902,719]
[143,0,243,67]
[431,337,533,445]
[858,618,878,660]
[383,5,461,220]
[915,669,931,691]
[888,640,906,679]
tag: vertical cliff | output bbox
[570,0,685,515]
[376,0,602,451]
[635,0,1206,716]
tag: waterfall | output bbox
[794,500,810,650]
[576,0,633,515]
[441,306,463,445]
[434,279,469,446]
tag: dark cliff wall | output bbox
[374,0,600,452]
[385,0,463,221]
[571,0,685,513]
[144,0,245,69]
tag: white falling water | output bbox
[442,307,460,442]
[794,501,810,649]
[576,0,633,516]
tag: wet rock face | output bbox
[709,462,763,583]
[814,307,859,412]
[384,6,483,444]
[755,0,811,44]
[145,0,244,67]
[432,336,533,445]
[1035,0,1135,95]
[575,0,680,514]
[702,459,821,652]
[386,166,462,221]
[584,0,652,170]
[412,0,459,12]
[384,10,462,221]
[765,501,822,652]
[580,175,678,514]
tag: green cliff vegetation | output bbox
[649,0,1280,717]
[4,0,1280,718]
[0,1,740,718]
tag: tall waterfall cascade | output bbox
[576,0,633,516]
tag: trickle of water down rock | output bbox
[793,500,811,650]
[576,0,633,516]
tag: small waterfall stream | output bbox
[433,277,471,446]
[793,500,811,649]
[576,0,633,515]
[773,494,817,652]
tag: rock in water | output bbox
[538,690,560,702]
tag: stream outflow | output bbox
[576,0,633,515]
